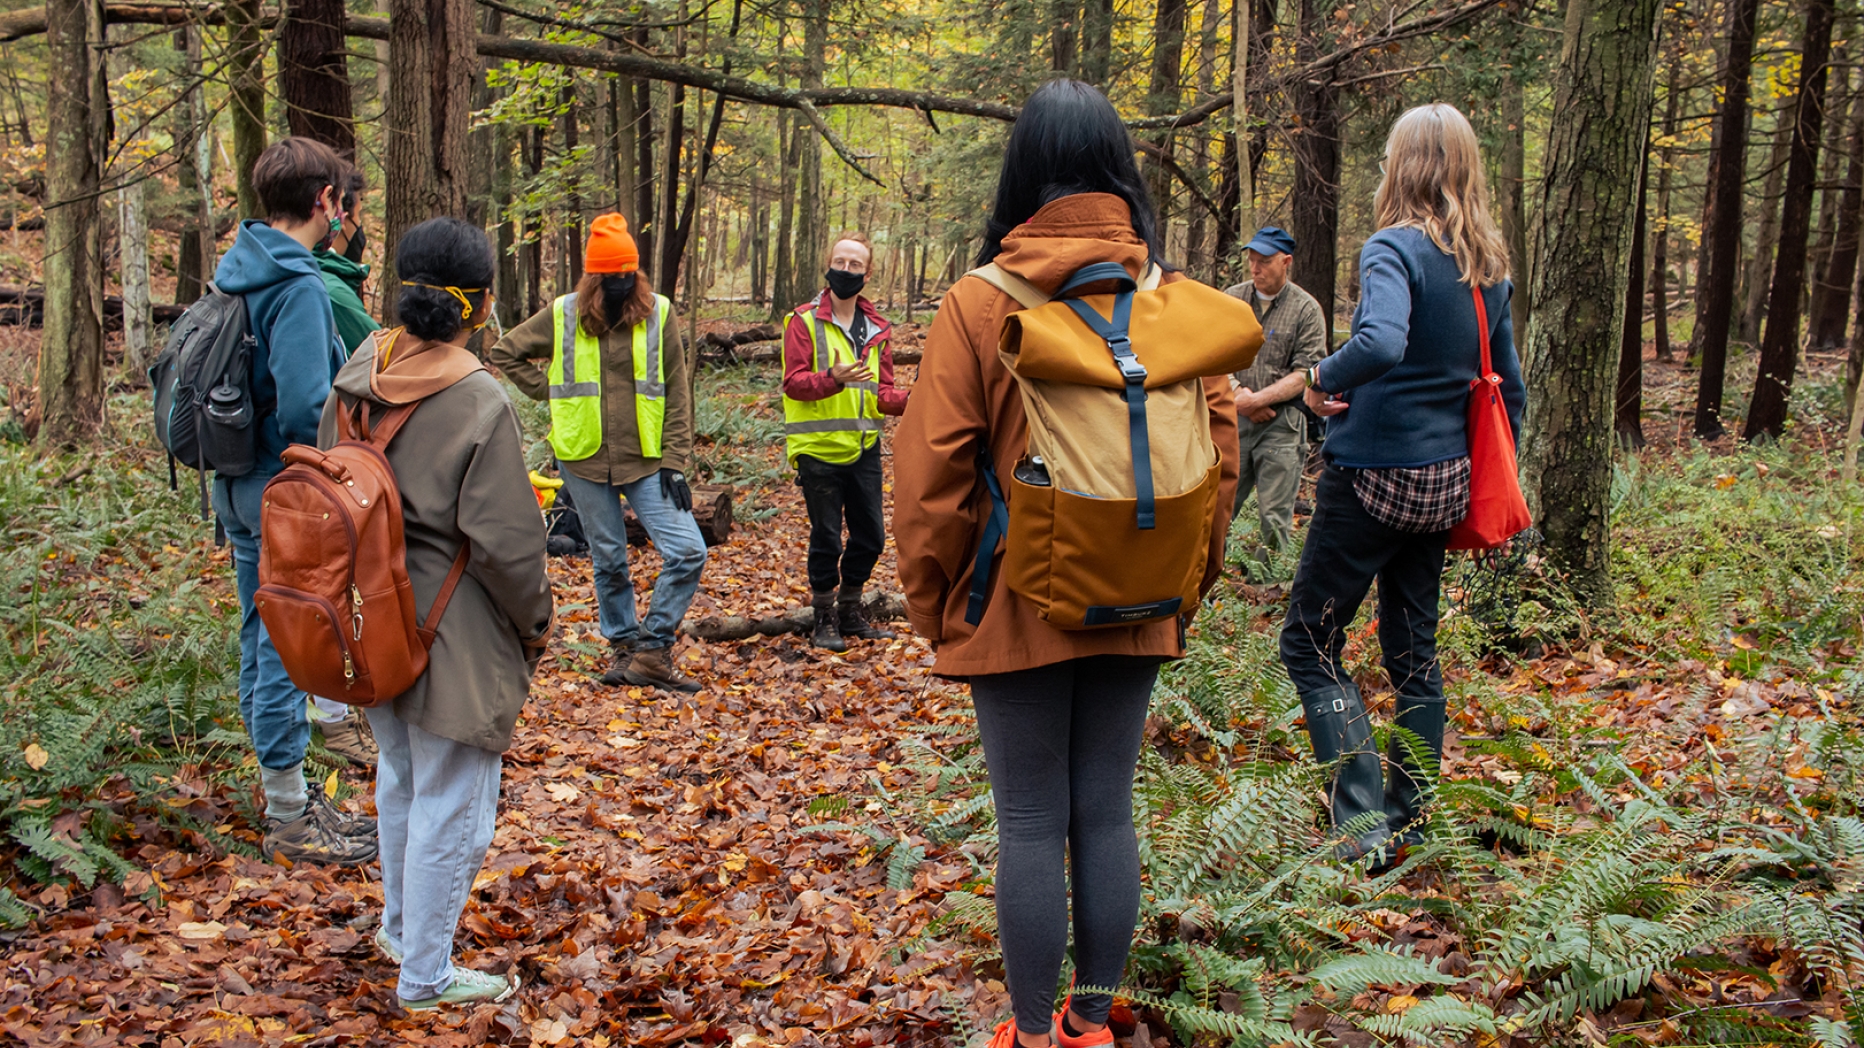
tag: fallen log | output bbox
[0,284,188,328]
[682,592,907,641]
[624,484,733,547]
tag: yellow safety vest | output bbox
[546,292,670,462]
[782,307,884,467]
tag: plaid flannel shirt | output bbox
[1351,456,1471,533]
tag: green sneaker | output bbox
[400,966,520,1011]
[374,926,403,965]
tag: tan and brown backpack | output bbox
[255,401,469,707]
[965,261,1262,629]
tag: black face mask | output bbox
[343,226,366,264]
[825,268,865,300]
[601,274,637,324]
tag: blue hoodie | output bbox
[212,220,348,472]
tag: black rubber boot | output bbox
[1384,696,1446,855]
[811,592,847,652]
[837,588,897,641]
[1300,682,1391,861]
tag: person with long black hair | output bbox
[489,214,708,694]
[318,217,554,1009]
[893,80,1241,1048]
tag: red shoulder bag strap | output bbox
[343,399,475,650]
[1471,285,1494,381]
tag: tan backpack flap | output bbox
[1002,279,1263,389]
[1017,376,1216,500]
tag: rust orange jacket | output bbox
[892,193,1240,677]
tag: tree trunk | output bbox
[465,6,500,230]
[1738,113,1793,345]
[1143,0,1188,219]
[1650,51,1680,362]
[772,110,798,318]
[523,125,543,316]
[1185,0,1220,278]
[1615,153,1649,449]
[563,84,584,284]
[1807,50,1851,310]
[1290,0,1338,351]
[632,38,656,278]
[1049,0,1076,75]
[1080,0,1113,86]
[655,71,685,295]
[1745,0,1836,442]
[1810,65,1864,352]
[1500,67,1531,344]
[1691,0,1760,439]
[38,0,106,447]
[172,24,212,305]
[119,180,152,378]
[383,0,473,324]
[1519,0,1660,610]
[786,0,828,308]
[228,0,266,220]
[279,0,354,155]
[616,63,637,228]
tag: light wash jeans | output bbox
[558,469,708,649]
[213,472,311,773]
[365,707,502,1002]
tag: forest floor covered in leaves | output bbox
[0,334,1860,1047]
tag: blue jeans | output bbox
[213,472,310,772]
[366,707,502,1002]
[559,470,708,649]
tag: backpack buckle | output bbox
[1115,354,1146,384]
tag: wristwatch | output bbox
[1305,366,1326,393]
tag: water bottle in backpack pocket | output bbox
[149,284,259,515]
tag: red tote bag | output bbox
[1446,285,1532,551]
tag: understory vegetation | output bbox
[864,442,1864,1046]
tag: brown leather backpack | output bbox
[255,401,469,708]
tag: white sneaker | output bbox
[374,926,403,965]
[400,966,520,1011]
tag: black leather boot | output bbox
[1300,682,1391,861]
[1384,696,1446,855]
[811,592,847,652]
[837,588,897,641]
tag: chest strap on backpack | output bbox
[964,457,1011,627]
[1056,262,1155,530]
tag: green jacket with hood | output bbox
[314,248,382,353]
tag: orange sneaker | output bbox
[1052,996,1115,1048]
[988,1019,1023,1048]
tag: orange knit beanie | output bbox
[584,213,640,274]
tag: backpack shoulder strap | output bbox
[417,540,473,649]
[966,264,1049,310]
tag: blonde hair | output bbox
[1374,104,1510,287]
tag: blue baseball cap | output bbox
[1244,226,1296,257]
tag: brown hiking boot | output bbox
[811,592,847,652]
[837,589,897,641]
[315,713,378,767]
[262,800,378,867]
[621,645,703,693]
[598,636,638,686]
[307,787,376,837]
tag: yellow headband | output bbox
[404,282,488,321]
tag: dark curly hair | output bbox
[976,79,1166,269]
[394,217,494,342]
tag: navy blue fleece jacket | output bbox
[212,221,348,472]
[1314,226,1526,469]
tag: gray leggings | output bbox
[970,655,1161,1036]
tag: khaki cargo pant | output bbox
[1233,404,1306,552]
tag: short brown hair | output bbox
[827,232,874,271]
[251,137,348,223]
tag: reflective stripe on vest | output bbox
[781,309,884,467]
[546,292,670,462]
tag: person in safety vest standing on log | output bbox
[489,214,708,694]
[781,232,910,651]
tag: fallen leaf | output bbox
[22,743,47,771]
